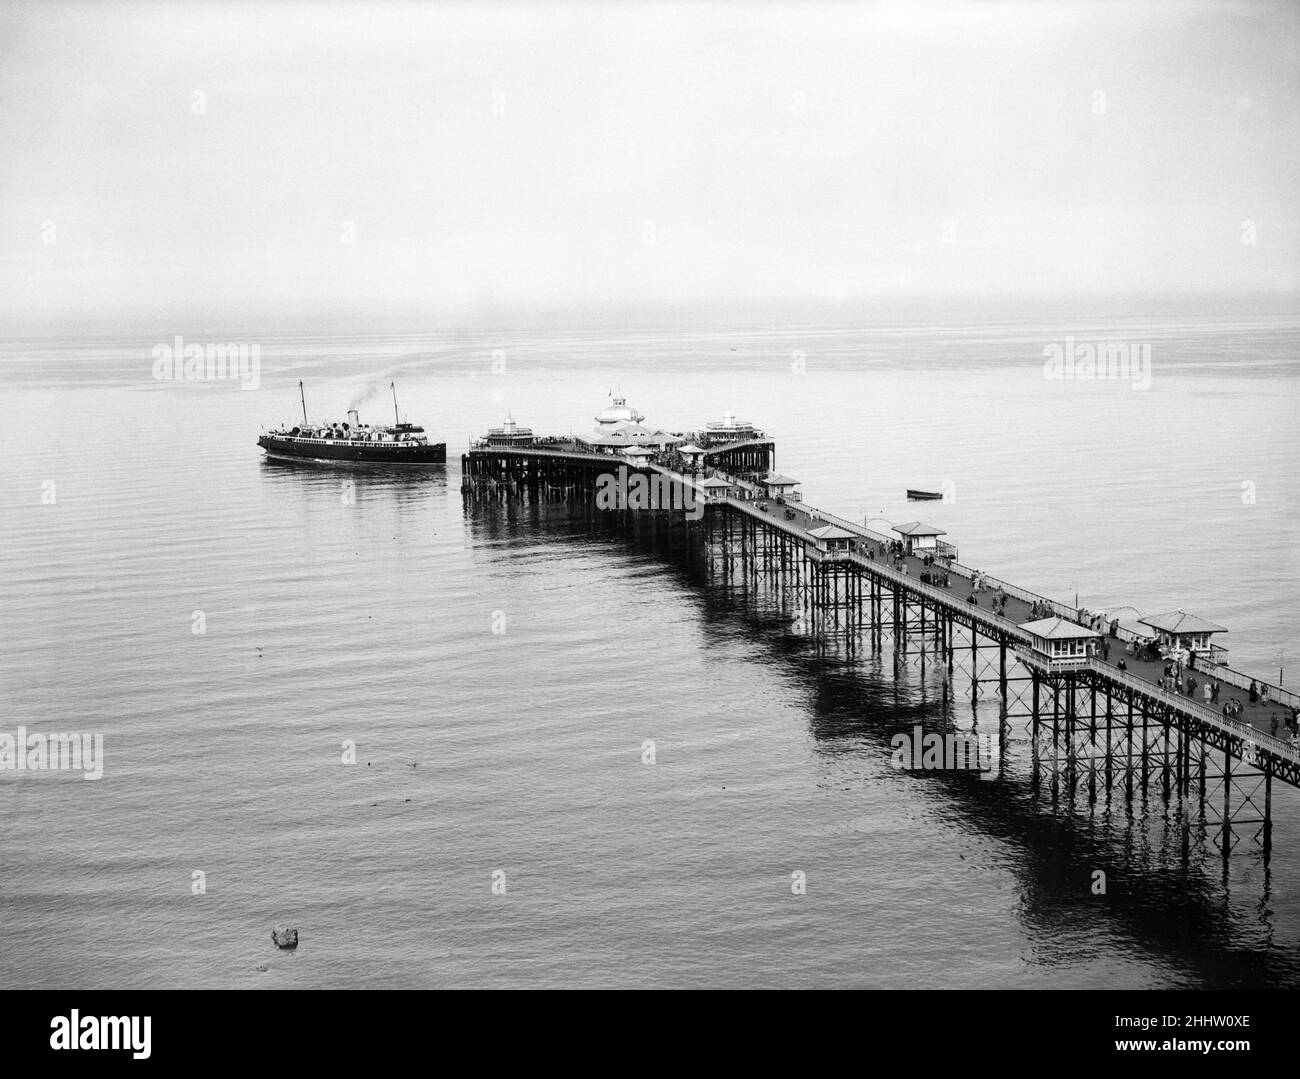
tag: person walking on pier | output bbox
[1188,676,1198,699]
[1212,682,1220,704]
[1203,681,1212,704]
[1250,680,1259,704]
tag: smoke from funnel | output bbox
[346,382,387,414]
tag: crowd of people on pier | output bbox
[1144,657,1300,747]
[1074,607,1118,635]
[1156,665,1217,703]
[1267,709,1300,745]
[1123,637,1164,664]
[913,552,950,588]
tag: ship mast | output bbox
[391,381,400,425]
[299,381,308,425]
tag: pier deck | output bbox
[720,489,1299,761]
[464,440,1300,796]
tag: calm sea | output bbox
[2,299,1298,989]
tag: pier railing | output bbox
[806,508,894,546]
[738,499,1297,760]
[1012,650,1300,761]
[727,498,813,541]
[467,444,621,466]
[1189,664,1299,710]
[831,547,1298,766]
[1011,645,1092,670]
[833,547,1039,645]
[748,503,1058,643]
[817,506,1291,716]
[698,436,772,453]
[1086,660,1300,761]
[948,562,1081,621]
[812,508,1084,618]
[807,507,1076,617]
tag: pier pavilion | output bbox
[698,475,739,501]
[582,394,683,453]
[1018,617,1103,668]
[762,473,801,500]
[677,443,706,471]
[704,410,762,443]
[595,394,643,430]
[1138,610,1229,666]
[807,523,857,554]
[484,413,535,448]
[893,521,951,558]
[621,445,656,467]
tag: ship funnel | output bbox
[347,409,360,428]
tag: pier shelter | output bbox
[677,443,706,471]
[621,445,656,467]
[893,521,948,557]
[1019,617,1102,668]
[698,476,738,501]
[807,523,857,555]
[762,473,801,500]
[1138,611,1229,666]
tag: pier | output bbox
[463,399,1300,860]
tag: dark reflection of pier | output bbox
[462,493,1300,989]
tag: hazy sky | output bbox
[1,0,1296,323]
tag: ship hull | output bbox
[258,435,446,464]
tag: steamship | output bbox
[258,382,447,464]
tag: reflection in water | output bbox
[260,455,448,509]
[260,456,450,573]
[464,491,1300,988]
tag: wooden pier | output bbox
[463,419,1299,860]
